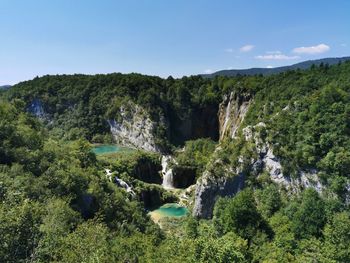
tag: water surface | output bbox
[149,203,188,222]
[92,144,122,155]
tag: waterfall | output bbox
[221,93,232,140]
[161,156,175,189]
[104,169,136,196]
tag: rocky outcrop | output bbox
[219,91,252,140]
[168,104,219,146]
[242,123,324,193]
[161,156,196,189]
[192,91,252,219]
[193,170,245,219]
[108,101,164,152]
[27,99,48,120]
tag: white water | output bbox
[221,93,232,140]
[161,156,175,189]
[105,169,136,196]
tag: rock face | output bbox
[27,99,47,120]
[168,104,219,146]
[193,170,245,219]
[108,102,164,152]
[242,124,324,193]
[161,155,196,189]
[192,91,252,219]
[219,91,252,140]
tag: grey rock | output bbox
[108,101,164,152]
[219,91,252,139]
[193,171,245,219]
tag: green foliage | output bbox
[323,212,350,262]
[214,189,269,240]
[175,138,217,178]
[1,62,350,262]
[193,232,249,263]
[255,184,282,219]
[0,101,160,262]
[288,188,326,239]
[6,74,223,148]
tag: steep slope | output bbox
[2,61,350,262]
[5,74,221,152]
[193,61,350,218]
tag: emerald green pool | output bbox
[150,203,188,219]
[92,145,122,155]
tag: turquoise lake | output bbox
[151,203,188,218]
[92,145,123,155]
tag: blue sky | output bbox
[1,0,349,85]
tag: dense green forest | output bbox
[1,61,350,262]
[5,73,222,148]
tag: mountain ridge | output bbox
[202,56,350,77]
[0,85,11,90]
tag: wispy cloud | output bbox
[341,43,347,47]
[266,51,282,54]
[204,69,213,74]
[292,43,330,54]
[266,65,274,68]
[255,54,300,60]
[240,44,254,52]
[225,48,234,53]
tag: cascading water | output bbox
[161,156,175,189]
[105,169,136,196]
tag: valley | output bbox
[1,61,350,262]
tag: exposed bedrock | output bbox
[193,171,245,219]
[161,156,196,189]
[219,91,252,140]
[168,104,219,146]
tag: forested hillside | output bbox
[5,74,222,149]
[1,61,350,262]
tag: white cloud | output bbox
[204,69,213,74]
[341,43,347,47]
[225,48,234,53]
[292,43,330,54]
[255,54,300,60]
[266,65,274,68]
[266,51,282,54]
[240,44,255,52]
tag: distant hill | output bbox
[203,56,350,77]
[0,85,11,90]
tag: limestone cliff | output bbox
[219,91,252,140]
[242,123,323,193]
[193,92,326,219]
[193,91,252,218]
[193,169,245,219]
[27,99,48,121]
[108,101,165,152]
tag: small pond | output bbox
[149,203,188,222]
[92,144,132,155]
